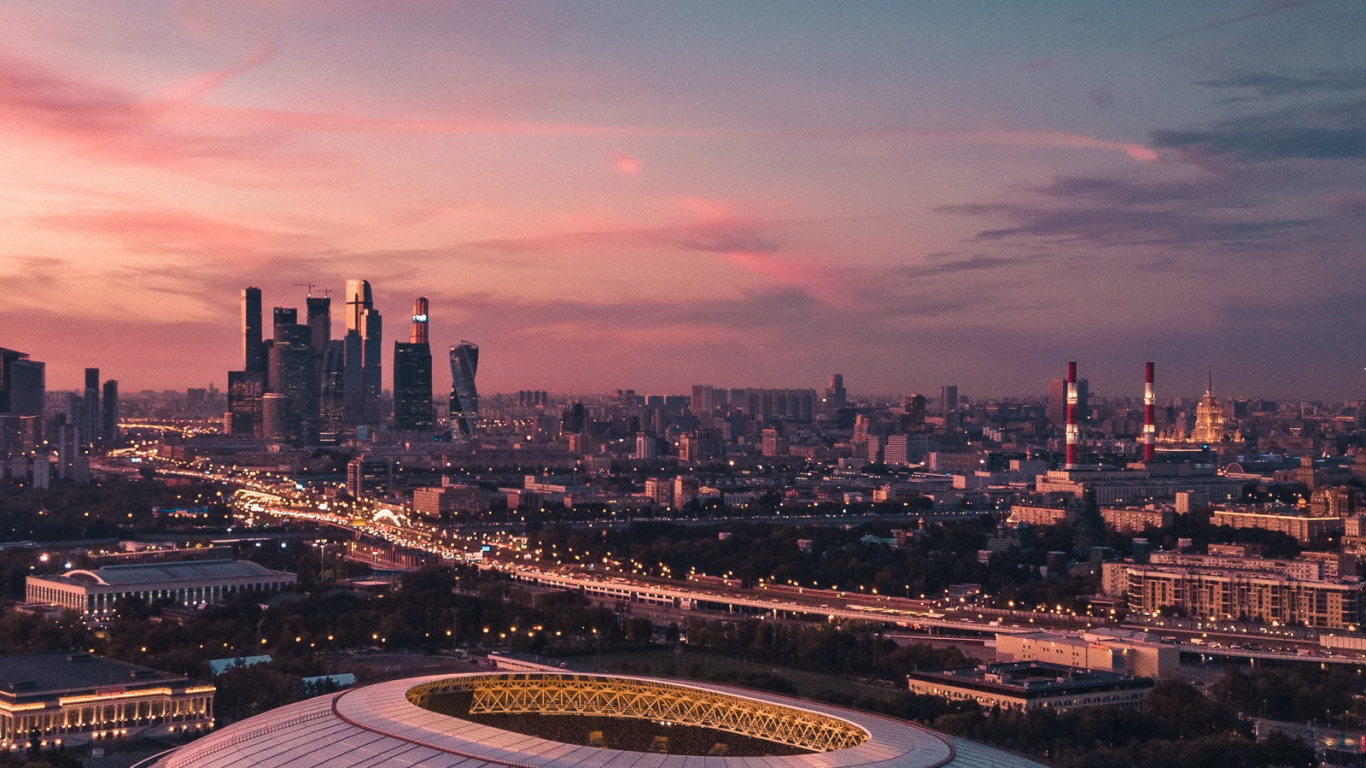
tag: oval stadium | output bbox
[152,672,1046,768]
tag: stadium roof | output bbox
[54,559,289,587]
[155,672,1046,768]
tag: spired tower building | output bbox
[449,341,479,438]
[344,279,383,427]
[392,298,433,432]
[1191,371,1226,444]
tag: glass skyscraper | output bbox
[448,341,479,438]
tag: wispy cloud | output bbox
[1195,68,1366,98]
[1158,0,1323,41]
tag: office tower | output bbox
[449,341,479,438]
[227,370,265,436]
[101,379,118,446]
[273,307,298,327]
[345,279,383,425]
[824,374,847,408]
[0,348,44,416]
[242,287,265,373]
[306,296,331,412]
[393,298,433,432]
[903,394,926,431]
[260,392,291,444]
[938,384,958,416]
[82,368,100,447]
[319,340,346,440]
[267,323,314,445]
[306,296,331,353]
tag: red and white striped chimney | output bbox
[1143,361,1156,462]
[1065,361,1079,470]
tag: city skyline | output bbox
[1,2,1363,398]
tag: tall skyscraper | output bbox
[267,323,314,445]
[938,384,958,416]
[81,368,100,447]
[227,370,265,436]
[306,296,332,353]
[273,307,298,327]
[393,298,433,432]
[242,287,265,374]
[101,379,119,446]
[306,295,332,431]
[319,340,347,441]
[449,341,479,438]
[344,279,383,425]
[0,348,44,417]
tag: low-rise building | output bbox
[1100,505,1175,534]
[995,630,1177,677]
[907,662,1153,712]
[1211,504,1342,543]
[0,652,214,749]
[26,559,297,621]
[412,484,490,521]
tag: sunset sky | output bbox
[2,1,1364,400]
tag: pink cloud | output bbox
[611,149,641,175]
[158,41,277,104]
[1158,0,1320,40]
[720,251,851,308]
[30,208,288,266]
[1018,58,1054,71]
[796,126,1158,163]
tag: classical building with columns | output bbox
[0,652,214,750]
[25,559,296,621]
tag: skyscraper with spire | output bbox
[344,279,383,426]
[393,297,433,432]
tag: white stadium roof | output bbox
[155,672,1046,768]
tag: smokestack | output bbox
[1143,362,1156,462]
[1065,361,1079,470]
[409,297,429,345]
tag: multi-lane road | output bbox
[101,454,1366,668]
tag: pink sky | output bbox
[2,2,1363,399]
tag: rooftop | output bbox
[908,662,1154,696]
[46,558,291,588]
[0,652,190,699]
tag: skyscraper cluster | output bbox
[227,281,477,444]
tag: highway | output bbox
[98,454,1366,667]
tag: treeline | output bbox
[533,519,1101,610]
[0,476,230,547]
[627,616,1316,768]
[0,565,635,722]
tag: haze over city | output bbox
[2,1,1364,398]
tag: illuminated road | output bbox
[101,454,1366,666]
